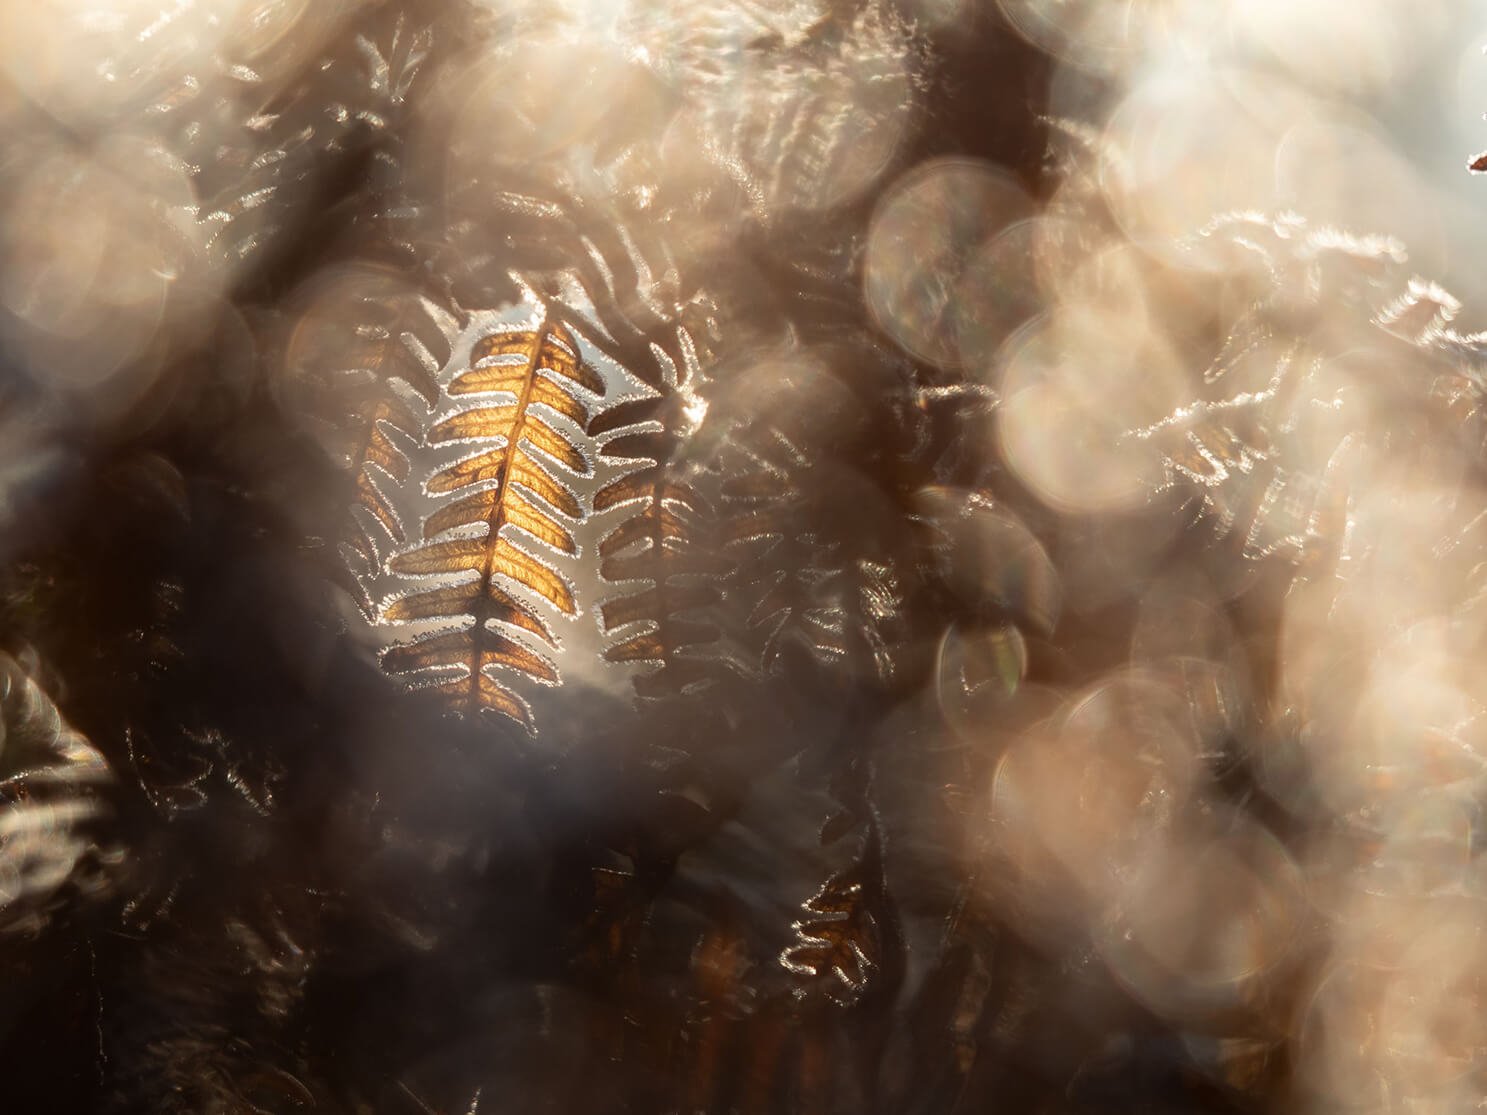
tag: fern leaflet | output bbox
[381,318,601,729]
[592,396,727,699]
[286,267,446,586]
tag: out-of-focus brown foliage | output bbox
[3,1,1487,1113]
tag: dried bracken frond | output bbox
[780,856,884,1008]
[723,434,863,676]
[381,317,602,728]
[285,266,449,591]
[1124,215,1458,569]
[0,654,116,937]
[592,393,728,700]
[715,349,921,687]
[185,4,445,280]
[627,0,925,215]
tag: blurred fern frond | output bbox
[284,266,449,592]
[0,654,117,938]
[591,392,730,701]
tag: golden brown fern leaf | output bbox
[381,318,602,729]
